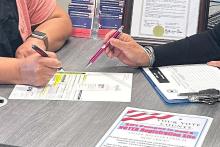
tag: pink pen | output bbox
[86,26,124,68]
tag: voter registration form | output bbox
[9,72,133,102]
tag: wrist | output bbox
[141,46,155,67]
[16,58,30,85]
[26,37,46,51]
[28,31,48,50]
[8,59,25,84]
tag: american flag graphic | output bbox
[121,109,174,121]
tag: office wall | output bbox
[57,0,70,12]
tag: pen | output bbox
[32,45,63,70]
[86,26,124,68]
[32,45,49,57]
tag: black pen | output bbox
[32,45,63,70]
[32,45,49,57]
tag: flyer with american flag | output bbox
[96,107,212,147]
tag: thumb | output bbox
[207,61,220,67]
[109,38,129,52]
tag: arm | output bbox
[0,58,21,84]
[153,23,220,66]
[16,4,72,58]
[33,5,72,51]
[104,24,220,67]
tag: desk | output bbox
[0,37,219,147]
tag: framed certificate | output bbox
[122,0,210,45]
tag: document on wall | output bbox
[130,0,200,43]
[142,64,220,103]
[96,107,213,147]
[9,72,133,102]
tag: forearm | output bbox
[35,7,72,52]
[0,58,21,84]
[153,24,220,66]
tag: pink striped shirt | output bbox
[16,0,56,41]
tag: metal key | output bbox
[178,89,220,104]
[178,88,220,96]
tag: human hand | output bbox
[104,30,150,67]
[18,52,61,86]
[207,61,220,67]
[16,37,46,58]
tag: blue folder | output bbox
[140,68,190,104]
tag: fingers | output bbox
[28,53,62,69]
[104,31,134,57]
[19,55,61,86]
[105,45,122,58]
[104,30,117,43]
[46,51,58,58]
[34,52,61,69]
[118,33,134,42]
[109,38,129,52]
[105,48,113,58]
[40,58,62,69]
[32,67,57,87]
[207,61,220,67]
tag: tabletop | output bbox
[0,37,219,147]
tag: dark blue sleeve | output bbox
[153,23,220,67]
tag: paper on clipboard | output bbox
[142,64,220,103]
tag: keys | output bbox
[178,89,220,105]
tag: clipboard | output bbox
[122,0,210,45]
[140,68,189,104]
[141,64,220,104]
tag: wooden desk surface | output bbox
[0,37,219,147]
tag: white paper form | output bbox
[131,0,200,40]
[96,107,213,147]
[143,64,220,100]
[9,72,133,102]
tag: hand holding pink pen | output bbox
[86,26,124,68]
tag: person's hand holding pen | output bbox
[86,26,124,67]
[104,31,151,67]
[16,45,62,87]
